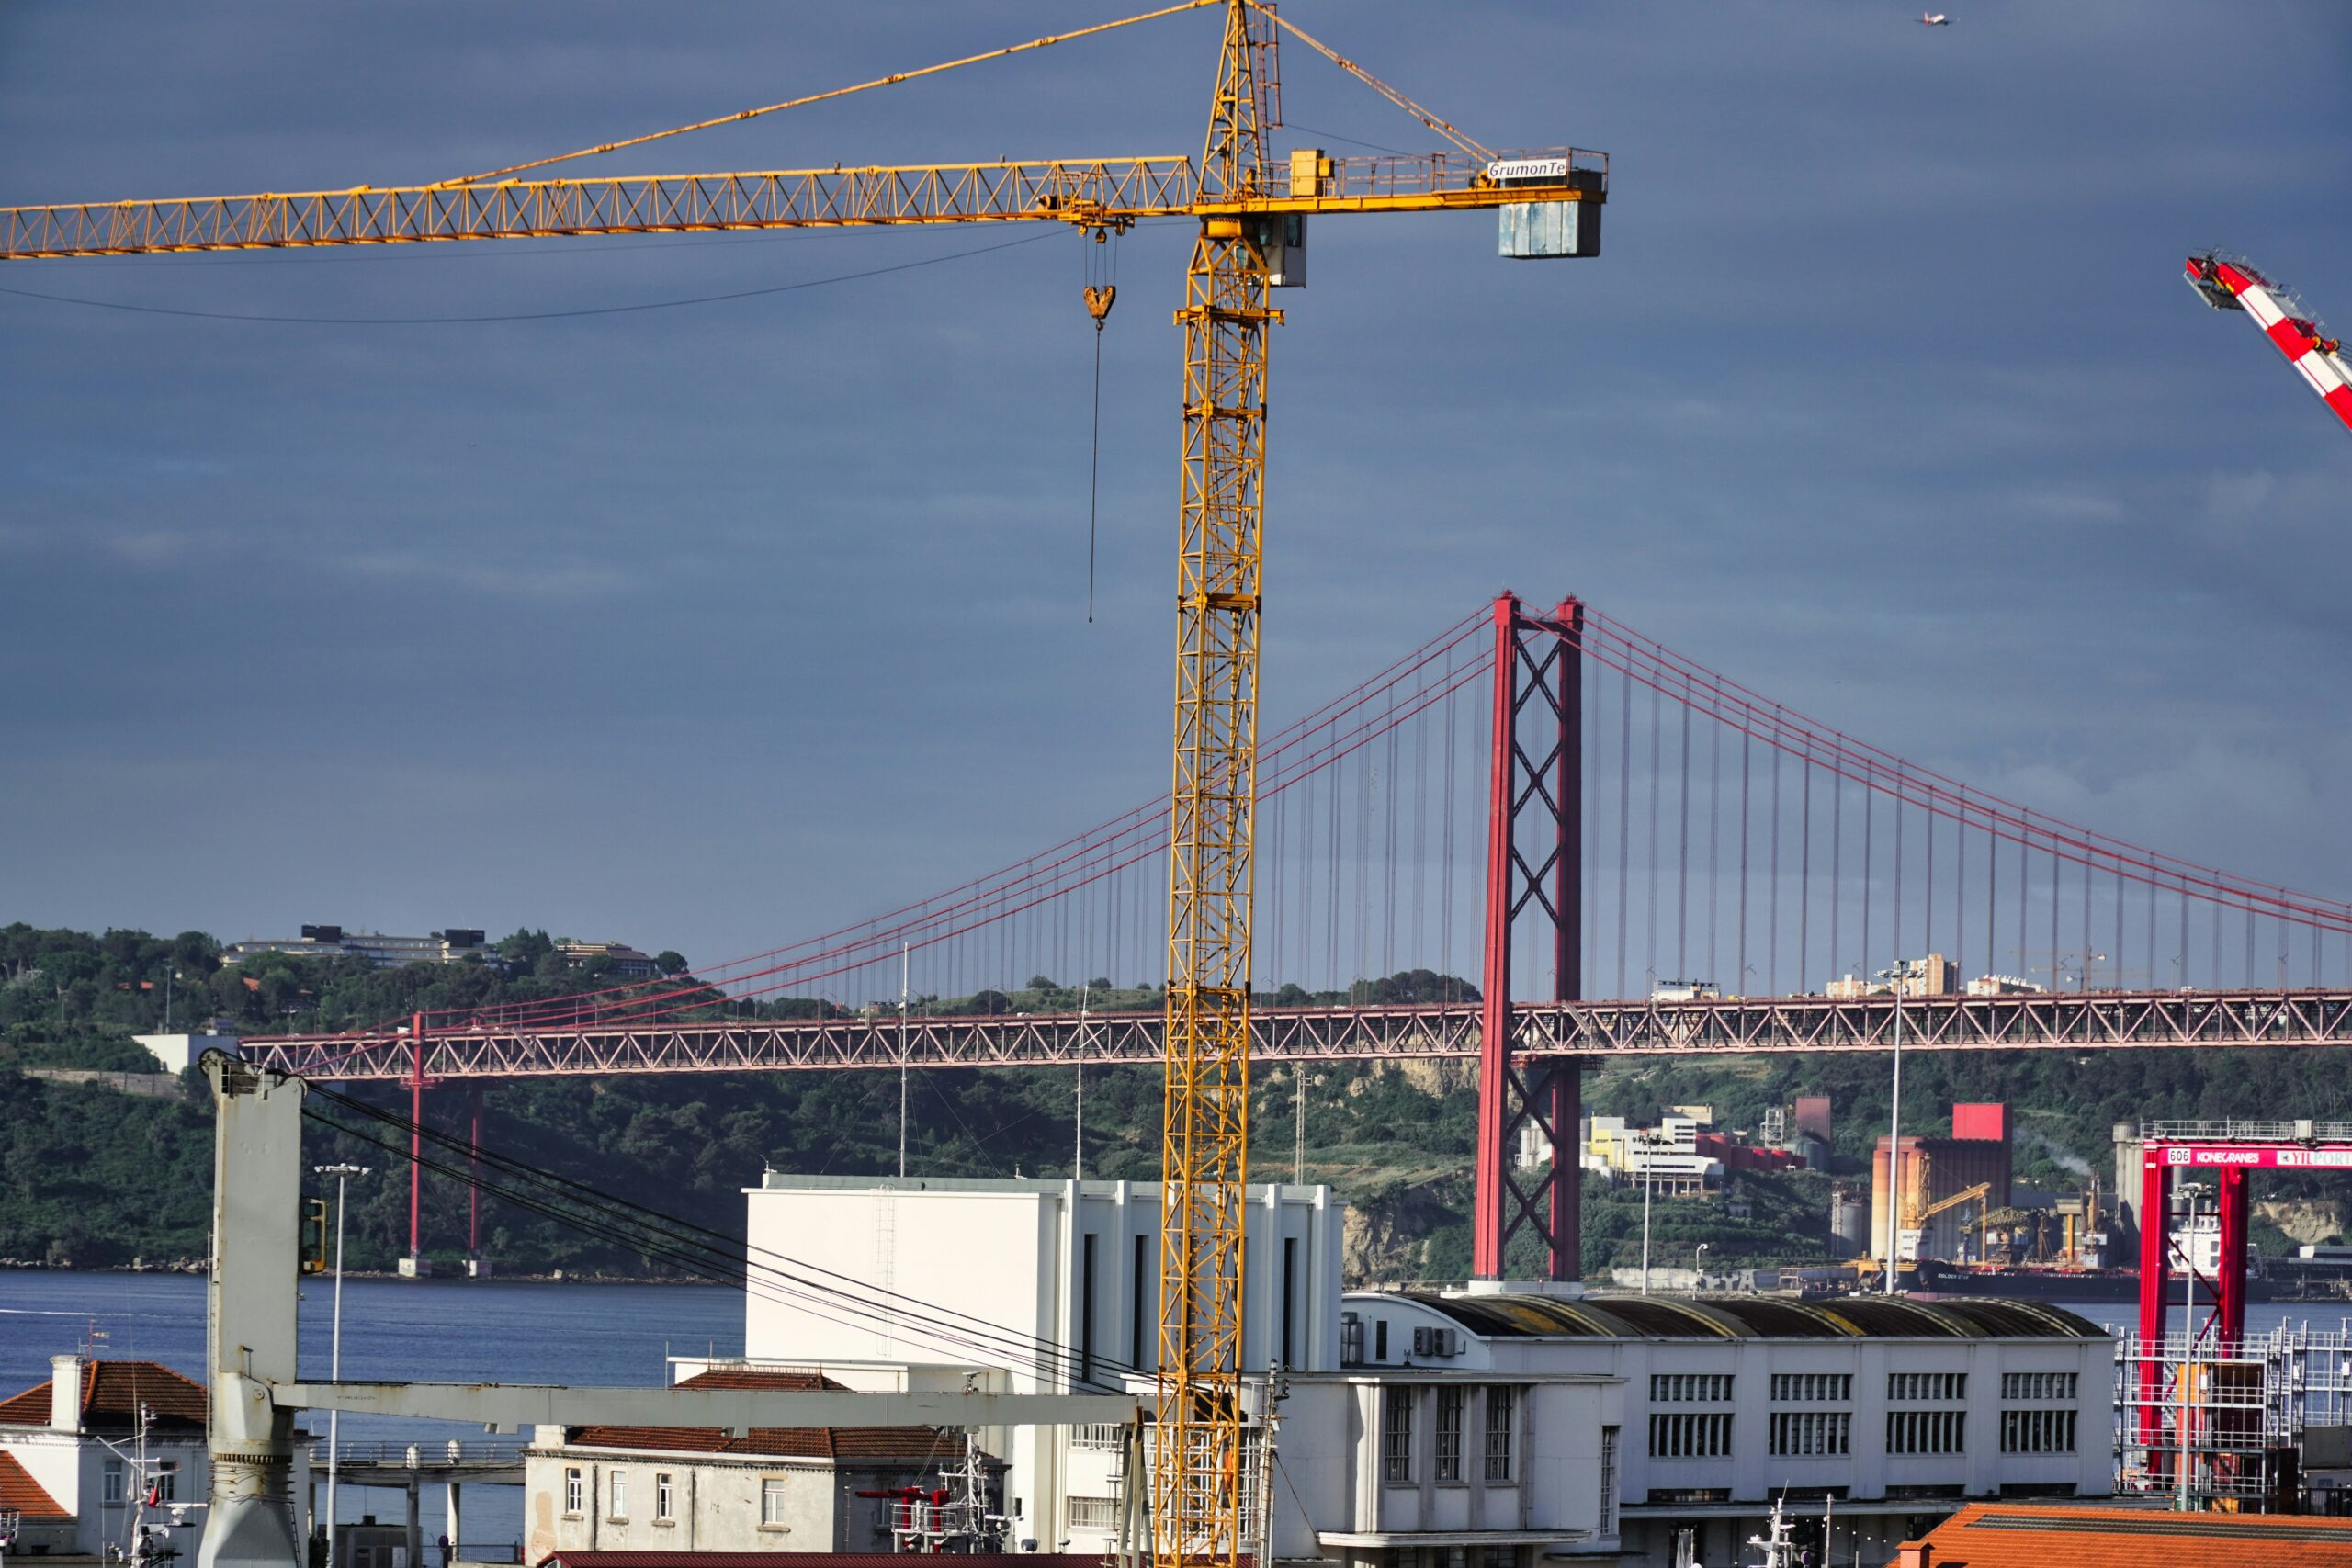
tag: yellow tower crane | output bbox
[1,6,1605,1559]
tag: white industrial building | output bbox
[733,1173,1343,1551]
[1299,1289,2111,1568]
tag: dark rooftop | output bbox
[1389,1292,2104,1341]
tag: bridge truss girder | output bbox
[249,987,2352,1083]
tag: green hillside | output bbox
[4,921,2346,1278]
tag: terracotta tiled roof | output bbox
[0,1360,205,1433]
[0,1451,72,1518]
[669,1369,840,1393]
[1890,1503,2352,1566]
[563,1424,972,1463]
[539,1556,1114,1568]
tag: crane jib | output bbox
[0,152,1602,260]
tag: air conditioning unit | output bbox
[1412,1326,1432,1357]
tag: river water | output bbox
[5,1271,2348,1551]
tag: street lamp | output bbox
[1876,962,1905,1296]
[1693,1241,1709,1289]
[313,1164,370,1568]
[1639,1130,1657,1296]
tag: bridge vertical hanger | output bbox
[1472,595,1584,1284]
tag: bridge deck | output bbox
[245,988,2352,1081]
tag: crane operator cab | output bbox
[1494,156,1603,259]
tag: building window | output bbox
[1648,1412,1733,1459]
[1375,1319,1390,1362]
[1434,1386,1464,1483]
[608,1469,627,1519]
[1887,1371,1966,1402]
[1133,1235,1150,1371]
[1066,1496,1119,1532]
[761,1476,791,1528]
[1649,1373,1734,1403]
[1598,1427,1620,1535]
[1484,1387,1517,1483]
[563,1468,583,1517]
[1769,1411,1851,1457]
[2001,1371,2077,1402]
[2001,1408,2077,1454]
[154,1462,177,1504]
[1381,1387,1415,1483]
[1340,1313,1364,1367]
[1886,1409,1967,1454]
[104,1460,126,1506]
[1770,1372,1853,1403]
[1072,1424,1125,1450]
[654,1472,674,1522]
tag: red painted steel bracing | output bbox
[2216,1167,2248,1346]
[2137,1155,2168,1448]
[2132,1135,2352,1378]
[1471,594,1585,1282]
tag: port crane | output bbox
[0,6,1606,1563]
[2185,251,2352,436]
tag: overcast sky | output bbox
[3,1,2348,976]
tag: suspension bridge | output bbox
[250,591,2352,1279]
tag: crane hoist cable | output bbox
[1082,222,1125,622]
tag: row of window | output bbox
[1770,1373,1852,1404]
[562,1468,686,1524]
[1650,1373,1735,1404]
[1381,1385,1518,1483]
[2001,1408,2079,1454]
[1650,1412,1734,1459]
[1656,1409,2077,1460]
[2001,1371,2078,1402]
[1770,1411,1850,1457]
[1887,1372,1968,1403]
[1886,1410,1967,1455]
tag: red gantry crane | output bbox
[2186,251,2352,435]
[0,6,1607,1562]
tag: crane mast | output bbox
[1158,8,1272,1555]
[1,6,1607,1563]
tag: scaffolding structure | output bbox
[2115,1325,2352,1511]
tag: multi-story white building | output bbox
[735,1174,1345,1553]
[1306,1288,2110,1568]
[0,1357,214,1560]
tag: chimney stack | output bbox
[1894,1543,1933,1568]
[49,1353,83,1433]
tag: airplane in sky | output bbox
[1921,12,1951,23]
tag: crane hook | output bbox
[1083,284,1117,330]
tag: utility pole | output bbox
[313,1163,370,1568]
[1640,1131,1656,1295]
[1880,964,1905,1296]
[898,943,910,1179]
[1293,1067,1306,1188]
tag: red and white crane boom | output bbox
[2185,251,2352,435]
